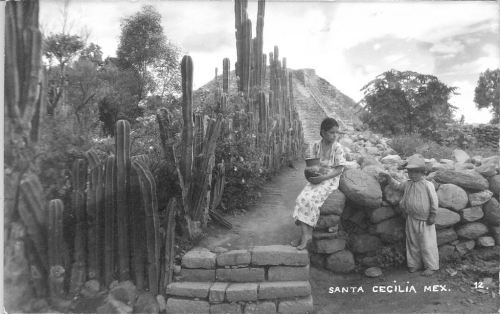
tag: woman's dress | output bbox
[292,140,346,227]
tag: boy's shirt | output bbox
[390,178,438,221]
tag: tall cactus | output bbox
[132,158,161,295]
[103,155,116,286]
[48,199,64,268]
[85,150,102,280]
[48,199,65,297]
[116,120,131,280]
[223,58,230,93]
[70,158,88,293]
[162,198,177,293]
[130,157,146,291]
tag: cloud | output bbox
[182,31,233,52]
[449,80,492,123]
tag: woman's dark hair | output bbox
[320,117,339,137]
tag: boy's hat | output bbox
[404,154,426,170]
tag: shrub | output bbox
[389,134,454,160]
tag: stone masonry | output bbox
[166,245,313,314]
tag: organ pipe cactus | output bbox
[19,174,48,272]
[132,158,161,295]
[130,157,146,291]
[85,150,102,280]
[223,58,230,93]
[103,155,116,286]
[116,119,131,280]
[48,199,64,298]
[48,199,64,269]
[70,158,88,293]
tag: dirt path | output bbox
[200,161,306,250]
[201,161,499,314]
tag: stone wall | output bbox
[310,131,500,274]
[166,245,313,314]
[434,124,499,149]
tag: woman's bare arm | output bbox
[307,166,344,184]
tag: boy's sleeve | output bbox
[426,181,439,215]
[388,178,407,192]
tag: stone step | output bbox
[250,245,310,266]
[166,281,312,303]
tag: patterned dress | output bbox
[293,140,346,227]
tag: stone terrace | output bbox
[166,245,313,314]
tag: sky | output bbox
[40,0,500,123]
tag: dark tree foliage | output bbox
[44,33,85,113]
[360,69,457,135]
[116,5,180,99]
[79,42,103,65]
[98,59,143,135]
[474,68,500,124]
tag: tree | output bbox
[44,33,85,113]
[474,68,500,124]
[66,58,100,129]
[98,59,143,135]
[116,5,180,99]
[79,42,103,65]
[360,70,457,135]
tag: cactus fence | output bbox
[47,120,176,296]
[155,0,304,239]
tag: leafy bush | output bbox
[214,121,270,212]
[389,134,454,160]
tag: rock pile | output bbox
[311,131,500,274]
[166,246,313,314]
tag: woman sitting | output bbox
[292,117,346,250]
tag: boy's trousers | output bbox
[406,216,439,270]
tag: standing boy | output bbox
[380,155,439,276]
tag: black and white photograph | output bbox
[3,0,500,313]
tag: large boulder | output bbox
[431,161,454,172]
[362,165,385,180]
[325,250,355,273]
[461,206,484,222]
[437,184,468,211]
[375,217,405,243]
[477,236,495,247]
[475,163,497,177]
[456,222,489,240]
[435,208,460,229]
[320,190,346,215]
[453,149,470,163]
[454,163,475,171]
[468,190,493,206]
[455,240,475,256]
[383,184,403,206]
[349,234,382,253]
[316,214,341,229]
[483,197,500,226]
[370,207,396,224]
[339,169,382,209]
[437,228,458,246]
[481,155,500,171]
[489,226,500,245]
[380,155,403,166]
[313,238,346,254]
[489,175,500,196]
[435,170,489,191]
[358,156,382,168]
